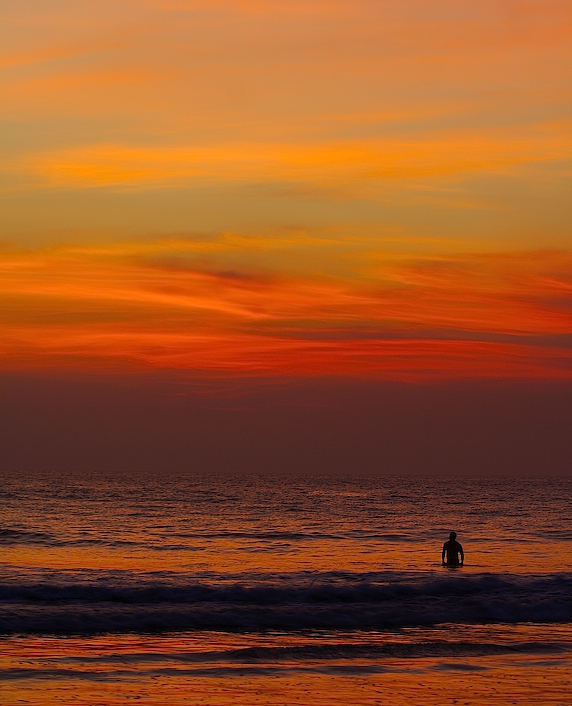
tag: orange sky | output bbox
[1,242,571,380]
[1,0,571,382]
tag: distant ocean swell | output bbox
[1,573,570,635]
[4,527,570,548]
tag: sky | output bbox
[1,0,571,474]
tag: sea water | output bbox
[1,473,570,704]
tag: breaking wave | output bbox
[0,572,570,636]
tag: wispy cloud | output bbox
[13,122,571,190]
[1,0,570,387]
[1,240,570,380]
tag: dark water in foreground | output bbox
[1,474,570,704]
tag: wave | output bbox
[1,635,569,682]
[171,530,419,542]
[0,663,495,682]
[55,640,568,664]
[0,572,570,635]
[0,528,201,552]
[6,526,570,549]
[0,528,54,545]
[0,527,423,547]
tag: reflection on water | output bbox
[0,474,570,703]
[1,625,571,705]
[2,474,571,574]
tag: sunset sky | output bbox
[2,1,571,473]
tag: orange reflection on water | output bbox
[4,536,572,576]
[1,626,570,706]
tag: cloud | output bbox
[13,121,571,191]
[3,326,571,381]
[1,240,570,380]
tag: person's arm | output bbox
[441,543,446,564]
[459,544,464,565]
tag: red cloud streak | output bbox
[1,244,570,381]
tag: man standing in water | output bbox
[442,531,464,567]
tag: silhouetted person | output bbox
[442,531,464,567]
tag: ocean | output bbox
[1,473,570,704]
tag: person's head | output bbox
[449,531,457,541]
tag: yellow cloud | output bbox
[17,122,571,189]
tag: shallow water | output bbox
[1,473,570,704]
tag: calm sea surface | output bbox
[1,473,571,704]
